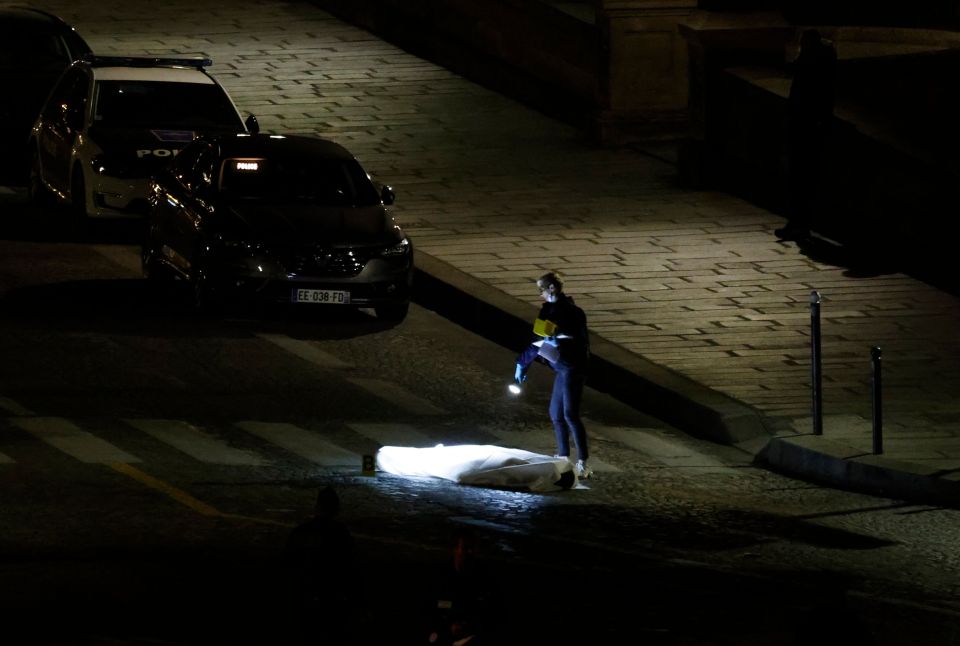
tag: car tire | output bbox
[375,302,409,322]
[70,167,89,223]
[142,246,170,281]
[27,149,52,205]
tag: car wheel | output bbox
[142,245,170,281]
[27,149,51,205]
[70,167,89,223]
[375,302,409,322]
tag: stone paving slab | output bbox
[30,0,960,507]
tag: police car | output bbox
[0,7,91,185]
[27,54,258,219]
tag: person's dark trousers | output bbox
[549,364,588,461]
[782,120,830,236]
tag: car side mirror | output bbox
[380,185,395,206]
[64,106,84,131]
[245,114,260,134]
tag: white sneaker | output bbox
[575,459,593,479]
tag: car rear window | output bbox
[219,157,381,207]
[93,80,243,129]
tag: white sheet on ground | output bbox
[376,444,575,492]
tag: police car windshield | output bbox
[219,157,381,207]
[94,80,243,129]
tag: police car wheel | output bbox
[27,150,52,205]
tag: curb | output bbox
[412,251,772,446]
[758,435,960,508]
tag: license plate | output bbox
[291,288,351,304]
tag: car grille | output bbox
[285,247,374,277]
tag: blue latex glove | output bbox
[514,363,528,384]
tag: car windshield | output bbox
[218,157,381,207]
[93,80,243,129]
[0,30,67,71]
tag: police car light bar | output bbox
[81,54,213,69]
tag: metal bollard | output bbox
[871,346,883,455]
[810,291,823,435]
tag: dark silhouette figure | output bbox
[425,527,491,646]
[283,486,356,645]
[776,29,837,242]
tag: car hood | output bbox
[218,201,400,246]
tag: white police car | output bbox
[27,55,258,220]
[0,7,91,185]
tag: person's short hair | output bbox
[800,28,822,48]
[536,271,563,292]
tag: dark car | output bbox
[143,133,414,322]
[28,55,258,220]
[0,6,91,184]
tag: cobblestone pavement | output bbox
[26,0,960,505]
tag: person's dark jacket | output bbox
[788,35,837,131]
[516,294,589,371]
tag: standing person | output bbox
[283,486,356,645]
[776,28,837,242]
[513,271,592,479]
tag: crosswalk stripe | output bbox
[257,333,354,369]
[488,429,621,473]
[90,244,141,275]
[12,417,141,464]
[0,397,34,416]
[346,422,437,448]
[490,430,554,454]
[346,377,447,415]
[235,421,361,466]
[586,419,738,473]
[125,419,268,466]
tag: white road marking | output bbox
[489,429,621,473]
[0,397,34,416]
[346,422,437,448]
[346,377,447,415]
[490,430,553,454]
[235,420,360,466]
[125,418,268,466]
[256,333,354,369]
[586,419,739,473]
[90,245,142,275]
[12,417,141,463]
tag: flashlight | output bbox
[508,382,522,395]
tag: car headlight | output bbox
[380,237,411,257]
